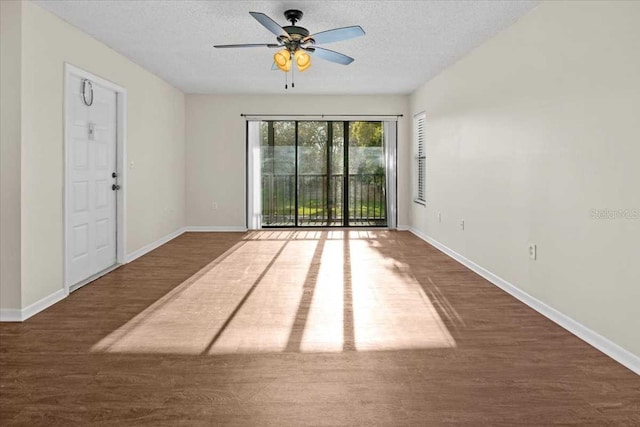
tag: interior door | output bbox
[66,75,118,287]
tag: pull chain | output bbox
[285,69,288,90]
[292,60,295,88]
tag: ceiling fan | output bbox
[214,9,365,87]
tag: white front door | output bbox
[66,74,118,287]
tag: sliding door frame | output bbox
[343,121,350,227]
[245,117,398,229]
[294,121,299,226]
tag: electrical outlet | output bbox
[529,243,537,260]
[438,212,442,223]
[460,220,465,230]
[212,202,218,210]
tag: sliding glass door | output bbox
[260,121,295,226]
[260,120,386,227]
[348,122,386,226]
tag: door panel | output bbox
[348,122,386,226]
[73,181,89,212]
[297,121,328,226]
[74,137,89,168]
[72,224,89,258]
[67,74,117,287]
[261,121,296,226]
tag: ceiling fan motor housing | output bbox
[283,26,309,39]
[279,9,314,49]
[280,25,311,45]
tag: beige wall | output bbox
[0,1,23,310]
[15,2,186,308]
[186,95,410,228]
[409,1,640,356]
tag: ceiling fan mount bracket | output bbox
[284,9,303,25]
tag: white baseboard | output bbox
[406,227,640,376]
[0,288,67,322]
[396,224,411,231]
[186,226,248,232]
[126,227,187,263]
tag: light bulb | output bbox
[294,50,311,72]
[274,49,291,72]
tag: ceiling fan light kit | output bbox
[274,50,292,72]
[294,50,312,72]
[214,9,365,89]
[273,49,312,73]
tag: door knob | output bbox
[112,184,121,191]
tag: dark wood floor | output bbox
[1,230,638,426]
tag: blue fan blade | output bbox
[305,26,365,44]
[305,47,354,65]
[249,12,290,39]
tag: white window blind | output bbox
[414,113,426,204]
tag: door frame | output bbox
[63,63,128,295]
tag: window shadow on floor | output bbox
[87,230,456,355]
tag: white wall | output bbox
[186,95,410,228]
[409,1,640,357]
[14,2,186,308]
[0,1,22,310]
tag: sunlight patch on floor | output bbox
[350,239,455,351]
[92,239,304,354]
[92,231,455,355]
[208,240,316,354]
[298,239,345,352]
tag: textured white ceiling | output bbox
[33,0,538,94]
